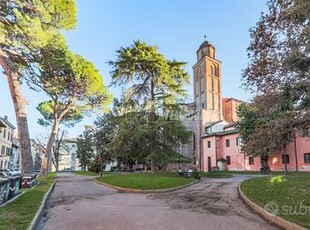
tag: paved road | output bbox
[37,173,277,230]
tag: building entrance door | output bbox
[208,157,211,171]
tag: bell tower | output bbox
[193,39,223,123]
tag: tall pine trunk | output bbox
[43,120,60,174]
[0,57,33,174]
[0,56,33,174]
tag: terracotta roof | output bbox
[222,97,243,103]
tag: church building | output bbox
[180,40,310,172]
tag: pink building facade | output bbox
[202,125,310,172]
[181,40,310,172]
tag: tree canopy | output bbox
[0,0,77,173]
[29,43,112,173]
[109,41,190,173]
[244,0,310,132]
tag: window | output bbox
[236,137,242,146]
[304,153,310,163]
[201,77,205,93]
[1,146,5,155]
[210,65,214,75]
[195,81,199,96]
[3,129,6,138]
[226,156,231,165]
[249,157,255,165]
[282,154,290,164]
[213,64,218,76]
[202,102,205,108]
[207,141,211,148]
[6,147,10,156]
[225,139,230,147]
[7,132,10,140]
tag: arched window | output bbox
[226,156,231,165]
[304,153,310,163]
[210,65,214,75]
[213,64,218,76]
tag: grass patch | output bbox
[0,173,56,230]
[73,171,100,176]
[73,171,117,176]
[231,170,284,175]
[96,172,195,190]
[200,171,233,178]
[241,172,310,229]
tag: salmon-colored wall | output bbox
[202,133,310,172]
[222,99,241,123]
[268,136,310,171]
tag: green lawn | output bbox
[231,170,284,175]
[240,172,310,229]
[73,170,100,176]
[73,170,117,176]
[96,172,195,190]
[0,173,56,230]
[200,171,233,178]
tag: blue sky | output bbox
[0,0,267,139]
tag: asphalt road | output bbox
[36,173,277,230]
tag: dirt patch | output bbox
[149,178,265,223]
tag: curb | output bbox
[94,179,200,193]
[238,183,307,230]
[0,191,24,208]
[27,182,56,230]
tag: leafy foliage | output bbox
[0,0,77,173]
[0,0,76,71]
[95,99,192,172]
[76,129,95,170]
[28,42,112,173]
[240,0,310,171]
[237,100,295,158]
[244,0,310,133]
[109,41,190,173]
[37,101,83,127]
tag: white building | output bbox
[30,139,44,171]
[10,137,20,170]
[0,116,15,170]
[52,138,81,171]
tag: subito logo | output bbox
[264,201,279,215]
